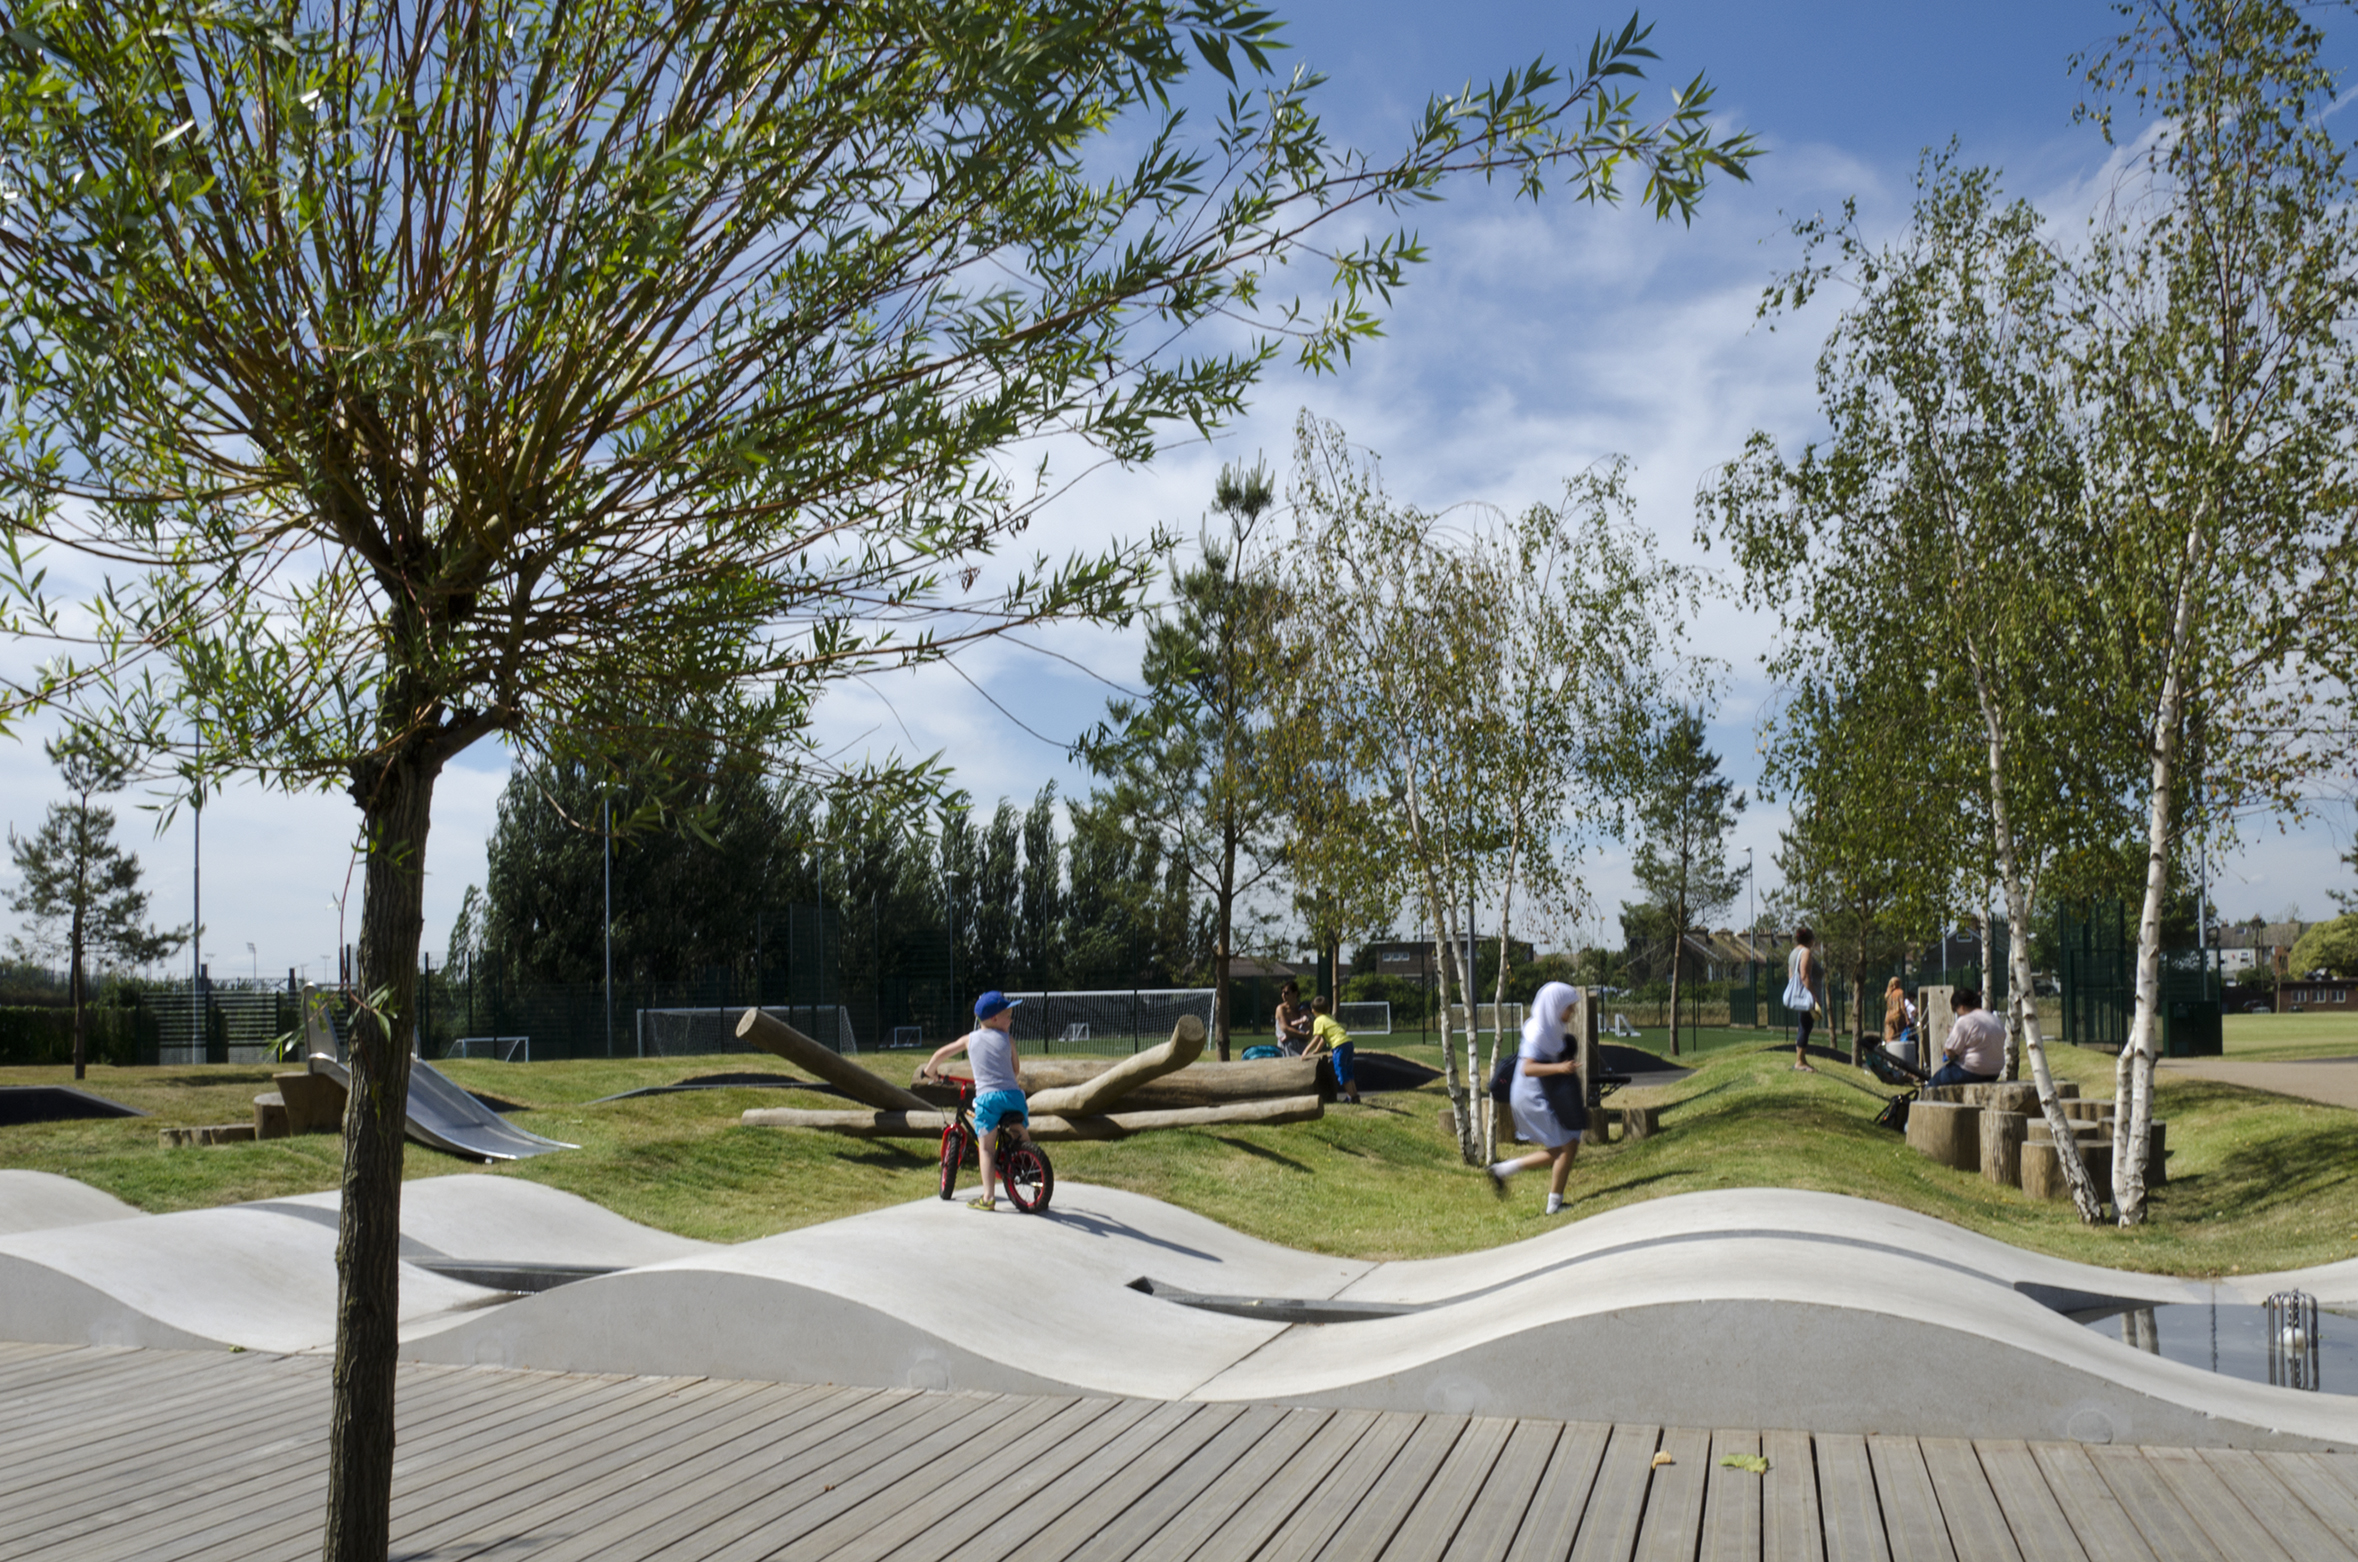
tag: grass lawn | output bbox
[4,1033,2355,1277]
[2220,1010,2358,1060]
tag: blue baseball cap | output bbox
[974,990,1022,1020]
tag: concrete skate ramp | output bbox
[400,1185,2358,1450]
[0,1169,145,1235]
[0,1173,706,1352]
[310,1055,575,1161]
[0,1205,496,1352]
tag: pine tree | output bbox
[5,733,187,1078]
[1629,710,1746,1056]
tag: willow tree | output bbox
[2074,0,2358,1223]
[0,5,1755,1550]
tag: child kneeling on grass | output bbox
[1487,981,1585,1214]
[921,990,1030,1213]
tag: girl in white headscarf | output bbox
[1486,981,1586,1214]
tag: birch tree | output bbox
[2074,0,2358,1223]
[1710,157,2141,1223]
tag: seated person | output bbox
[1273,980,1315,1056]
[1928,987,2006,1088]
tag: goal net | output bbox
[1447,1002,1525,1037]
[1000,989,1215,1052]
[635,1005,861,1057]
[1336,1001,1391,1036]
[447,1036,530,1062]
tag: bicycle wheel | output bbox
[1001,1137,1054,1214]
[937,1125,966,1201]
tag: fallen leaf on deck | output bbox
[1719,1454,1770,1474]
[1650,1451,1674,1468]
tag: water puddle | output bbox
[2075,1299,2358,1392]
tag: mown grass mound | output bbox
[1,1036,2351,1276]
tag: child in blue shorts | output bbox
[920,991,1029,1212]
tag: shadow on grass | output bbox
[1211,1136,1315,1174]
[2199,1115,2358,1216]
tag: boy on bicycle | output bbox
[920,990,1029,1212]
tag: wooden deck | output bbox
[3,1340,2357,1561]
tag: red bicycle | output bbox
[934,1080,1053,1213]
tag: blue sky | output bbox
[3,0,2351,979]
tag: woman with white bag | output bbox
[1784,926,1825,1072]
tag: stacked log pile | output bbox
[738,1011,1325,1140]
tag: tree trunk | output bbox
[1667,888,1685,1056]
[1968,649,2104,1224]
[1429,894,1475,1165]
[322,744,437,1562]
[1212,842,1235,1062]
[70,911,86,1081]
[2118,665,2187,1227]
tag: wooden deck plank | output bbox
[2130,1446,2296,1562]
[1503,1420,1612,1562]
[976,1400,1219,1562]
[2022,1443,2159,1562]
[1441,1420,1564,1562]
[1866,1438,1955,1562]
[0,1358,333,1501]
[1700,1430,1763,1562]
[1193,1410,1389,1562]
[2314,1453,2358,1503]
[1761,1429,1824,1562]
[763,1396,1122,1562]
[2245,1452,2358,1553]
[1379,1416,1518,1562]
[781,1395,1127,1562]
[1913,1439,2017,1562]
[3,1359,563,1560]
[1633,1426,1714,1562]
[1964,1441,2084,1562]
[1051,1403,1296,1562]
[0,1345,242,1428]
[869,1397,1168,1562]
[139,1371,708,1562]
[1124,1407,1336,1562]
[2079,1446,2219,1562]
[1812,1434,1891,1562]
[1567,1422,1664,1562]
[384,1378,811,1562]
[490,1384,906,1562]
[1305,1413,1474,1562]
[1252,1411,1426,1562]
[1001,1402,1247,1562]
[2192,1449,2358,1562]
[665,1390,1026,1562]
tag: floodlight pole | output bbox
[604,790,615,1058]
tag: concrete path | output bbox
[5,1340,2357,1562]
[2160,1055,2358,1111]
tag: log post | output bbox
[736,1009,933,1112]
[1980,1110,2026,1188]
[1026,1015,1207,1115]
[1904,1100,1981,1172]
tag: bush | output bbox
[0,1005,139,1067]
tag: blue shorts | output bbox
[973,1089,1028,1134]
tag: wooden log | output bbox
[741,1093,1322,1140]
[253,1093,290,1140]
[1025,1016,1207,1115]
[735,1008,932,1112]
[1904,1100,1981,1172]
[2021,1139,2111,1201]
[918,1055,1319,1109]
[1980,1111,2026,1188]
[275,1071,344,1134]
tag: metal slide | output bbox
[308,1056,575,1162]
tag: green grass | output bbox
[6,1034,2356,1276]
[2220,1010,2358,1061]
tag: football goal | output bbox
[446,1036,530,1062]
[999,988,1215,1052]
[1336,1001,1392,1036]
[1447,1002,1526,1036]
[635,1004,861,1058]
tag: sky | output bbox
[2,0,2353,983]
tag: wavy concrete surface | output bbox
[0,1173,707,1353]
[8,1168,2357,1447]
[0,1169,143,1235]
[401,1183,2358,1450]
